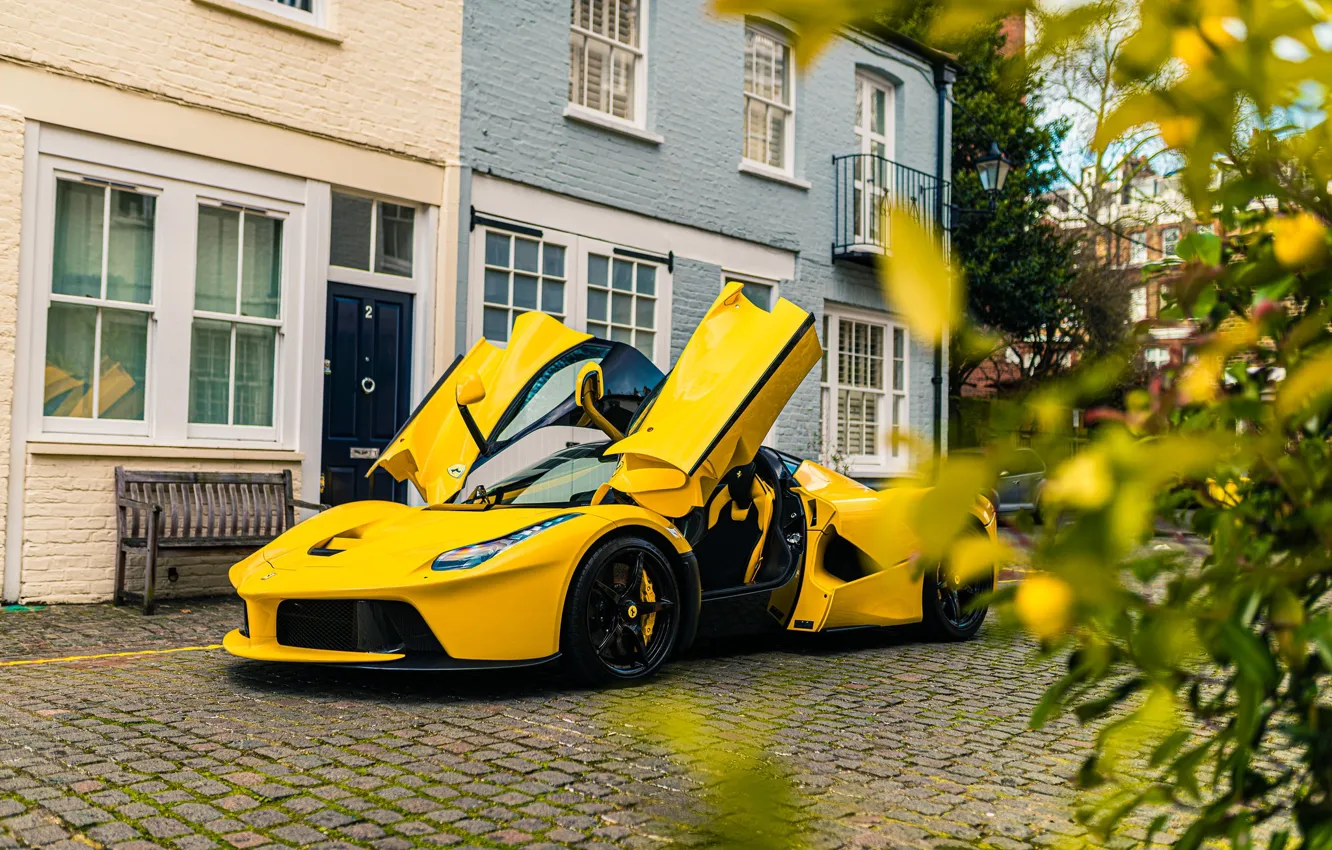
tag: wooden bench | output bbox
[114,468,327,614]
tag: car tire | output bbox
[561,534,682,686]
[921,534,994,641]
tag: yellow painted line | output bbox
[0,644,223,667]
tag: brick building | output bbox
[456,1,956,484]
[0,0,464,602]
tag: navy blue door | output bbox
[321,283,414,506]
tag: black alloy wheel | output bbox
[922,537,993,641]
[562,536,681,684]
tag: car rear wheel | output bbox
[922,538,993,641]
[561,535,681,685]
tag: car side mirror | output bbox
[576,362,624,441]
[456,374,487,407]
[454,373,488,454]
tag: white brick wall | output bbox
[0,109,22,590]
[21,454,300,603]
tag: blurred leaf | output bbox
[881,205,961,345]
[913,454,990,560]
[1275,348,1332,421]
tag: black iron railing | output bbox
[832,154,950,260]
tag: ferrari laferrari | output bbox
[225,283,997,683]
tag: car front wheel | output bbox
[561,535,681,685]
[921,539,994,641]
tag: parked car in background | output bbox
[995,448,1046,521]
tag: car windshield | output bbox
[464,441,616,508]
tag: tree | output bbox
[716,0,1332,846]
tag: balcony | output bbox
[832,154,950,263]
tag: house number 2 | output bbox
[364,304,374,319]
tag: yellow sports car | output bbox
[225,283,997,683]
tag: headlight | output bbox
[431,514,578,572]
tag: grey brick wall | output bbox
[460,0,952,457]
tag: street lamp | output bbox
[974,141,1013,205]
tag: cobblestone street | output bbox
[0,594,1104,850]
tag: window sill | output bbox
[192,0,344,43]
[563,105,663,145]
[27,440,305,462]
[738,160,811,190]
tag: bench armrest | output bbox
[117,495,162,512]
[290,498,330,513]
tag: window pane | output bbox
[872,88,886,135]
[514,238,539,273]
[588,254,609,286]
[611,259,633,291]
[43,301,97,417]
[52,180,104,299]
[611,292,632,324]
[584,38,610,112]
[611,326,631,344]
[588,321,607,338]
[635,295,654,329]
[99,309,149,421]
[484,269,510,305]
[330,192,372,270]
[483,307,509,342]
[485,231,510,267]
[189,319,232,425]
[106,190,154,304]
[570,31,585,104]
[636,264,655,295]
[235,324,277,427]
[611,50,635,119]
[773,39,789,105]
[767,107,786,168]
[241,214,282,319]
[195,206,239,314]
[615,0,637,45]
[587,288,608,321]
[513,274,539,309]
[542,279,565,314]
[544,244,566,277]
[375,202,414,277]
[635,331,654,359]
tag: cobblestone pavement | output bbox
[0,593,1114,850]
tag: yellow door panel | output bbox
[371,313,590,505]
[608,282,822,517]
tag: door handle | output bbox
[361,377,376,394]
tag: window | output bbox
[569,0,644,124]
[853,72,895,247]
[723,273,776,311]
[481,231,567,343]
[1129,233,1148,265]
[819,311,908,473]
[1162,226,1181,257]
[329,191,415,277]
[743,24,794,172]
[1130,286,1148,323]
[43,178,155,425]
[188,203,284,430]
[585,253,656,359]
[470,224,669,365]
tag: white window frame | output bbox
[742,22,796,177]
[27,148,303,449]
[1162,226,1181,257]
[1130,286,1148,323]
[466,222,671,368]
[567,0,650,130]
[328,189,423,286]
[820,306,909,476]
[851,71,897,251]
[232,0,326,27]
[721,270,779,312]
[1129,232,1148,265]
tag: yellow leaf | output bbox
[1015,574,1074,641]
[1044,451,1114,510]
[1177,351,1225,404]
[1160,114,1201,149]
[948,535,1014,585]
[1269,212,1329,268]
[881,206,960,345]
[912,454,991,561]
[1276,348,1332,420]
[1172,28,1213,69]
